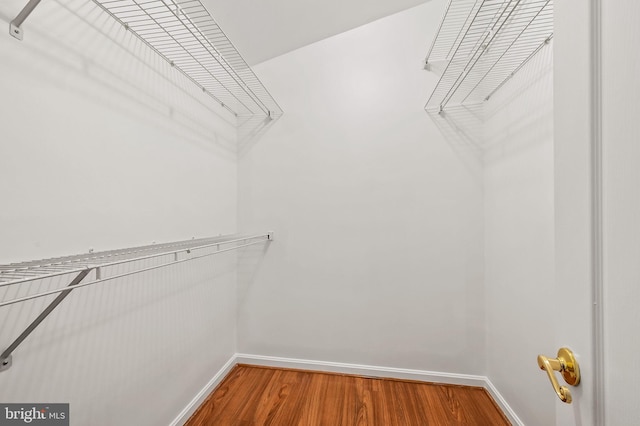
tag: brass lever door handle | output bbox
[537,347,580,404]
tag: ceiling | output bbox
[201,0,430,65]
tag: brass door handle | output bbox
[537,347,580,404]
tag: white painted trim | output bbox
[235,353,485,386]
[484,378,526,426]
[169,355,238,426]
[590,0,605,424]
[235,353,524,425]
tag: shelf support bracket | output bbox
[9,0,43,41]
[0,268,92,372]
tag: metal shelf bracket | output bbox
[9,0,43,40]
[0,233,273,371]
[0,354,11,372]
[0,268,92,372]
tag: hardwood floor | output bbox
[185,365,511,425]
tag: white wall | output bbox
[0,255,237,425]
[237,2,486,375]
[0,0,237,263]
[483,45,556,426]
[0,1,576,424]
[0,1,238,424]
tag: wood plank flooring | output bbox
[185,365,511,426]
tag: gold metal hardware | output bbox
[537,347,580,404]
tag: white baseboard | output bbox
[169,355,238,426]
[483,378,525,426]
[235,353,487,386]
[172,353,524,426]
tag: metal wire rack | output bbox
[9,0,282,119]
[0,233,272,306]
[425,0,481,65]
[0,233,272,371]
[91,0,283,119]
[425,0,553,112]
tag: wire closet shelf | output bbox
[10,0,283,119]
[90,0,283,119]
[0,233,272,308]
[424,0,553,112]
[0,233,272,372]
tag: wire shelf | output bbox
[425,0,553,112]
[425,0,481,64]
[0,233,272,305]
[92,0,283,119]
[0,233,272,371]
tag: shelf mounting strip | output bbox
[425,0,553,112]
[9,0,282,119]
